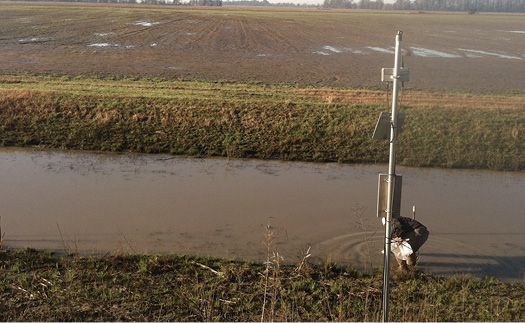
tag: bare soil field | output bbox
[1,2,525,91]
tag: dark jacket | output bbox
[391,217,426,240]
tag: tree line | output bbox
[323,0,525,12]
[9,0,525,11]
[13,0,220,5]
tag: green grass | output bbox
[0,74,524,170]
[0,74,386,162]
[400,105,525,170]
[0,248,523,321]
[0,74,302,103]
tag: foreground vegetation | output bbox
[0,248,523,321]
[1,74,524,171]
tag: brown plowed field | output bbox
[1,2,525,91]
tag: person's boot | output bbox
[407,253,418,267]
[396,257,409,272]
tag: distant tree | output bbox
[189,0,222,5]
[323,0,354,8]
[19,0,525,12]
[368,0,384,8]
[393,0,412,9]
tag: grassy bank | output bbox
[0,74,524,171]
[1,248,523,321]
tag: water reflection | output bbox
[1,147,524,282]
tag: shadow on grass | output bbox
[420,253,525,282]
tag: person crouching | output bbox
[391,216,429,271]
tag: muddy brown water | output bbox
[1,148,524,282]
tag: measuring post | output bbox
[372,31,408,322]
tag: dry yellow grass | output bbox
[295,88,525,110]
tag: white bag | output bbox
[391,239,413,260]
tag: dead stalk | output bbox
[353,206,376,271]
[261,223,282,322]
[194,262,223,276]
[0,216,3,250]
[295,246,311,272]
[119,230,138,255]
[261,224,273,322]
[56,223,69,254]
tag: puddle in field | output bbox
[456,48,523,60]
[18,37,54,44]
[323,46,343,53]
[0,148,524,282]
[88,43,119,48]
[313,45,523,61]
[87,43,135,49]
[409,47,462,58]
[132,21,161,27]
[365,46,396,55]
[94,32,114,37]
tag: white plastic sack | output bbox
[391,239,413,260]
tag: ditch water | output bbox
[1,148,524,282]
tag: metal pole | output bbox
[382,30,403,323]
